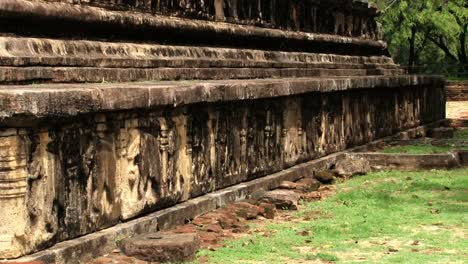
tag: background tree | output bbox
[371,0,467,75]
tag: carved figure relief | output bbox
[39,0,380,38]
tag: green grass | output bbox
[380,130,468,154]
[198,169,468,263]
[380,145,456,154]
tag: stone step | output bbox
[0,0,387,56]
[0,57,398,70]
[0,75,443,125]
[0,66,404,84]
[0,36,395,66]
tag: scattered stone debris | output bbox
[429,127,455,139]
[93,176,334,263]
[334,154,371,178]
[119,233,200,263]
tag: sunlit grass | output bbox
[199,169,468,263]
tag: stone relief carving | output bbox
[0,86,445,258]
[35,0,382,39]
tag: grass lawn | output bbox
[380,130,468,154]
[199,169,468,263]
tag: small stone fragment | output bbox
[259,190,300,210]
[296,230,310,236]
[314,170,335,184]
[119,233,200,263]
[204,223,223,233]
[295,177,321,192]
[226,202,263,220]
[258,202,276,219]
[302,191,322,201]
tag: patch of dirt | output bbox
[447,101,468,120]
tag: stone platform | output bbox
[0,0,445,261]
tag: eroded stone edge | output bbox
[0,75,445,122]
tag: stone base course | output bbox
[7,120,444,264]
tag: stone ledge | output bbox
[0,0,387,55]
[0,67,404,84]
[0,75,444,123]
[0,37,394,67]
[9,120,444,264]
[350,152,462,170]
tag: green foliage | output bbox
[371,0,467,74]
[199,169,468,263]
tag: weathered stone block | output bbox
[260,190,301,210]
[314,171,336,184]
[119,233,200,263]
[334,154,371,177]
[429,128,455,139]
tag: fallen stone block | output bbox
[226,202,264,220]
[457,150,468,166]
[334,154,371,177]
[259,190,300,210]
[429,127,454,139]
[295,177,321,192]
[258,202,276,219]
[314,171,336,184]
[119,233,200,263]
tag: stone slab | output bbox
[0,66,403,84]
[119,233,200,263]
[0,76,444,124]
[350,152,462,171]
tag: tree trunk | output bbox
[408,26,417,73]
[458,24,467,64]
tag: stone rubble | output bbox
[88,175,334,263]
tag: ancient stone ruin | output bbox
[0,0,445,261]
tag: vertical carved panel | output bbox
[91,115,121,228]
[282,98,304,166]
[118,117,146,220]
[189,107,214,197]
[172,109,192,202]
[302,93,322,159]
[25,131,58,254]
[0,132,29,258]
[56,125,95,240]
[215,103,247,188]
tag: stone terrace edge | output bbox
[0,75,445,122]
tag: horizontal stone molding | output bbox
[0,75,445,124]
[0,0,387,55]
[17,0,377,40]
[0,37,394,68]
